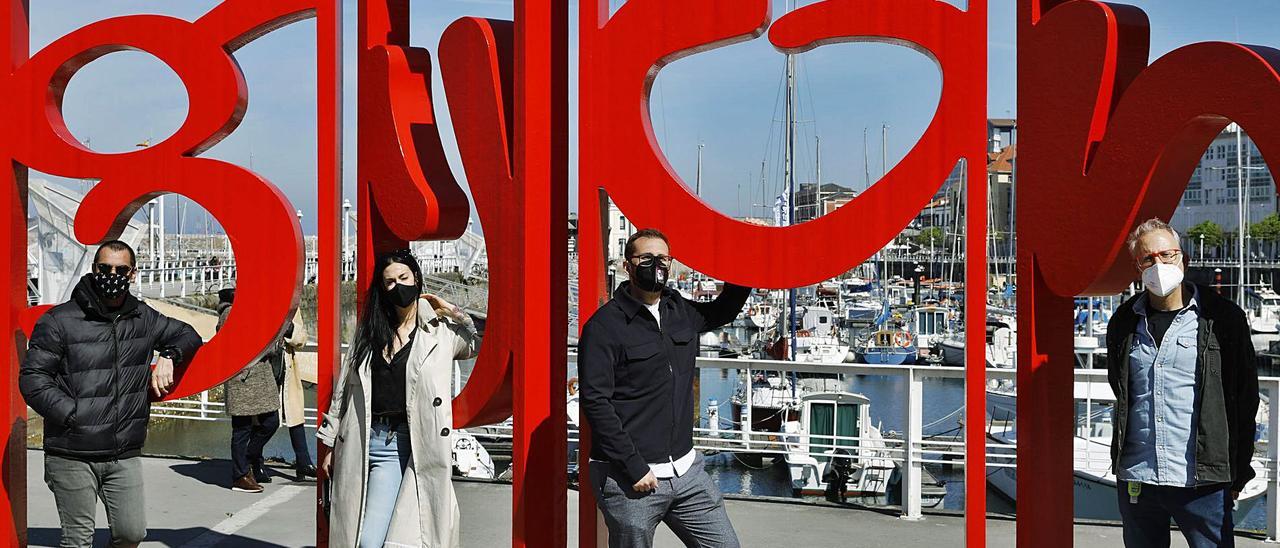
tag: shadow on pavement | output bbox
[168,459,233,487]
[29,527,309,547]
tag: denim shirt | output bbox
[1118,284,1200,486]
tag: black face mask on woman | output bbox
[387,282,419,308]
[631,257,669,293]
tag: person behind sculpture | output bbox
[580,228,751,548]
[19,240,203,548]
[218,287,286,493]
[1107,217,1259,548]
[318,249,478,548]
[280,307,314,481]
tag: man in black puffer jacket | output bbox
[20,240,202,548]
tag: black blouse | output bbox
[371,332,414,416]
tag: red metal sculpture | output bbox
[1017,0,1280,544]
[0,1,340,544]
[577,0,988,545]
[350,2,567,547]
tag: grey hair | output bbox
[1126,217,1180,256]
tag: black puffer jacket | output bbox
[20,275,203,460]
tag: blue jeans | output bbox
[360,420,412,548]
[1116,482,1234,548]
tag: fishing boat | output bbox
[908,302,956,358]
[784,391,945,504]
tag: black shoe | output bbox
[253,464,272,484]
[295,464,317,482]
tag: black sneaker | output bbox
[253,464,272,484]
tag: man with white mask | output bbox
[1106,217,1259,547]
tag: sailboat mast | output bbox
[785,11,798,362]
[881,124,889,282]
[815,135,822,219]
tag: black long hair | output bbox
[348,249,424,368]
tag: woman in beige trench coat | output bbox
[280,309,313,480]
[317,250,477,548]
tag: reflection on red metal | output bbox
[352,2,567,547]
[0,1,340,544]
[1018,0,1280,544]
[578,0,987,545]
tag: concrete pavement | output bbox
[25,451,1272,547]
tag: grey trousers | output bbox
[590,454,740,548]
[44,454,147,548]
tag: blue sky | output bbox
[30,0,1280,235]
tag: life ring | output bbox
[893,332,912,348]
[567,377,579,396]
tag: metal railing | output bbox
[142,352,1280,539]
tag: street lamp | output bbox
[342,199,352,280]
[1199,233,1205,261]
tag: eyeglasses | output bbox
[629,254,672,265]
[94,263,133,276]
[1136,249,1182,269]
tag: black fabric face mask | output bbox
[92,272,130,300]
[631,258,669,293]
[387,282,419,308]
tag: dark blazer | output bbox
[580,281,751,484]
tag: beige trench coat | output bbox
[317,300,478,548]
[281,310,308,427]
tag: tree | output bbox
[1249,213,1280,242]
[914,227,944,248]
[1187,220,1224,248]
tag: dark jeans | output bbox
[289,424,313,467]
[1116,481,1234,548]
[44,454,146,548]
[231,411,279,479]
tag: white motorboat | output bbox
[451,429,497,479]
[1247,287,1280,334]
[985,385,1267,522]
[940,315,1016,368]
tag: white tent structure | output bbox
[28,178,145,305]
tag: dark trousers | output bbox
[289,424,313,467]
[590,453,739,548]
[1116,482,1235,548]
[231,412,279,479]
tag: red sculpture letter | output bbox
[1017,1,1280,544]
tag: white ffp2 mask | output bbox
[1141,262,1183,297]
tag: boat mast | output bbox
[785,8,798,362]
[881,124,889,286]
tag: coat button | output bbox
[441,427,451,436]
[433,397,442,407]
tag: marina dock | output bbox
[24,450,1273,547]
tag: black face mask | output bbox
[91,272,130,300]
[631,258,669,293]
[386,282,419,308]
